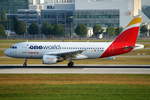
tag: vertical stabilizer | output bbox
[101,17,142,58]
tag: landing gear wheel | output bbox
[68,61,74,67]
[23,59,27,67]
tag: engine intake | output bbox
[42,55,63,64]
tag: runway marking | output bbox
[0,68,149,74]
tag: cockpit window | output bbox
[10,46,17,49]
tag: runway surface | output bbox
[0,64,150,74]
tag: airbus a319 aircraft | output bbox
[4,17,144,67]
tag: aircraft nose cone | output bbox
[4,49,10,56]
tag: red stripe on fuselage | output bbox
[100,27,139,58]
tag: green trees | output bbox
[106,27,123,36]
[93,24,103,36]
[140,25,148,34]
[41,22,65,37]
[53,24,64,37]
[106,27,115,36]
[75,24,87,37]
[0,10,7,21]
[0,24,6,37]
[13,18,27,35]
[0,10,8,31]
[41,22,52,36]
[115,27,123,35]
[16,21,27,35]
[28,23,39,35]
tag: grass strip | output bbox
[0,74,150,100]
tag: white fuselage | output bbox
[5,42,111,59]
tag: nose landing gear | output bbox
[23,59,28,67]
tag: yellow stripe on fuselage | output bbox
[126,17,142,27]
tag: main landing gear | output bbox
[23,59,28,67]
[68,61,74,67]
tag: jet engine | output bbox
[42,55,63,64]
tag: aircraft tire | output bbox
[68,61,74,67]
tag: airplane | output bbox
[4,16,144,67]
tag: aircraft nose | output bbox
[4,49,10,57]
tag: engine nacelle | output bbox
[43,55,63,64]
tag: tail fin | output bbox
[114,16,142,46]
[101,17,142,58]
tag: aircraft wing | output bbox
[45,50,84,59]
